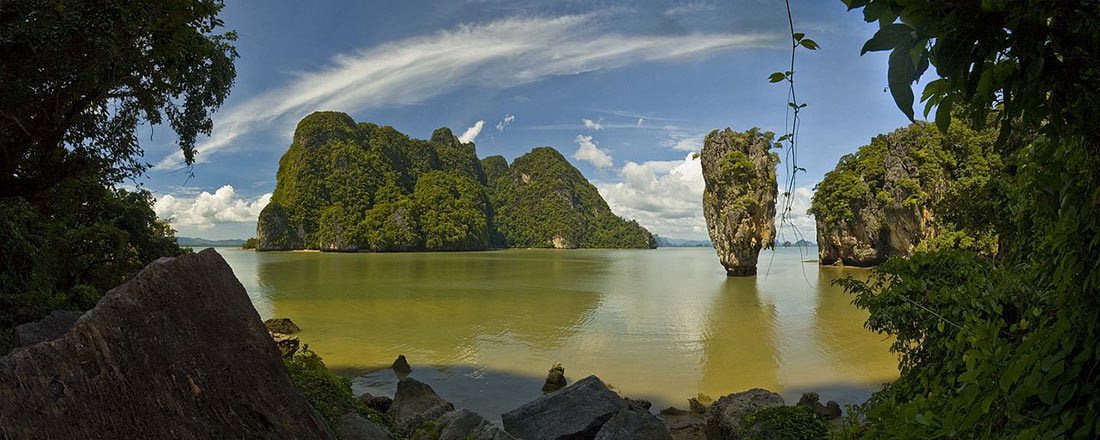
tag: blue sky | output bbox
[145,0,916,240]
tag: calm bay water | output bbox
[215,246,897,420]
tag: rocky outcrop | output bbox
[358,392,394,413]
[700,128,779,276]
[256,201,303,251]
[339,413,395,440]
[703,388,785,440]
[264,317,301,334]
[391,354,411,375]
[810,121,1000,266]
[796,392,842,420]
[502,375,628,440]
[386,377,455,431]
[542,362,567,392]
[12,309,82,347]
[436,408,517,440]
[595,406,673,440]
[0,249,333,439]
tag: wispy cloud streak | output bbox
[155,13,779,168]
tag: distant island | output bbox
[256,112,655,252]
[177,237,247,247]
[653,235,712,247]
[778,239,817,247]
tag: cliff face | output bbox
[700,128,779,276]
[809,121,1000,266]
[257,112,654,252]
[489,147,656,249]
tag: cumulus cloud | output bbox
[154,14,778,168]
[572,135,614,168]
[495,114,515,132]
[154,185,271,230]
[596,153,818,241]
[583,118,604,131]
[458,120,485,143]
[597,154,706,239]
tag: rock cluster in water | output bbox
[256,111,655,252]
[700,127,779,276]
[0,249,333,439]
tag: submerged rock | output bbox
[386,377,454,431]
[703,388,785,440]
[13,310,83,347]
[264,317,301,334]
[542,362,567,392]
[700,128,779,276]
[595,406,673,440]
[0,249,333,439]
[502,375,627,440]
[339,413,395,440]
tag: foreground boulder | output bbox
[595,406,673,440]
[704,388,785,440]
[385,377,454,431]
[436,408,516,440]
[358,392,394,413]
[502,375,627,440]
[700,128,779,276]
[339,413,395,440]
[13,309,83,347]
[0,249,333,439]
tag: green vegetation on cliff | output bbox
[488,147,656,249]
[259,113,654,252]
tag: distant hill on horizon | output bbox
[653,235,712,248]
[777,239,817,247]
[177,237,247,247]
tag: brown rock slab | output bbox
[0,249,333,439]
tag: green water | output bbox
[215,246,897,419]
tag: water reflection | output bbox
[216,247,896,416]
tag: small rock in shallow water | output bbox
[263,317,300,334]
[391,354,412,375]
[796,392,843,420]
[541,362,566,392]
[625,397,653,410]
[689,398,708,414]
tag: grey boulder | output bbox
[595,407,673,440]
[502,375,627,440]
[704,388,785,440]
[339,413,395,440]
[437,408,516,440]
[385,377,454,431]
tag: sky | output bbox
[141,0,918,241]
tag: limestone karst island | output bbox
[3,2,1097,440]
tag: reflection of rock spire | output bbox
[700,128,779,276]
[697,277,781,394]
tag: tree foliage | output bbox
[837,1,1100,438]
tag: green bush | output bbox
[283,346,388,436]
[741,406,828,440]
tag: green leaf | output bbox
[799,39,820,50]
[888,48,917,121]
[793,32,805,41]
[768,72,787,83]
[935,96,953,133]
[861,23,915,55]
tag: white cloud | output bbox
[665,2,718,17]
[583,118,604,131]
[596,153,818,241]
[495,114,515,132]
[154,14,778,168]
[154,185,271,230]
[662,126,705,151]
[572,134,614,168]
[637,118,644,126]
[597,153,706,239]
[458,120,485,143]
